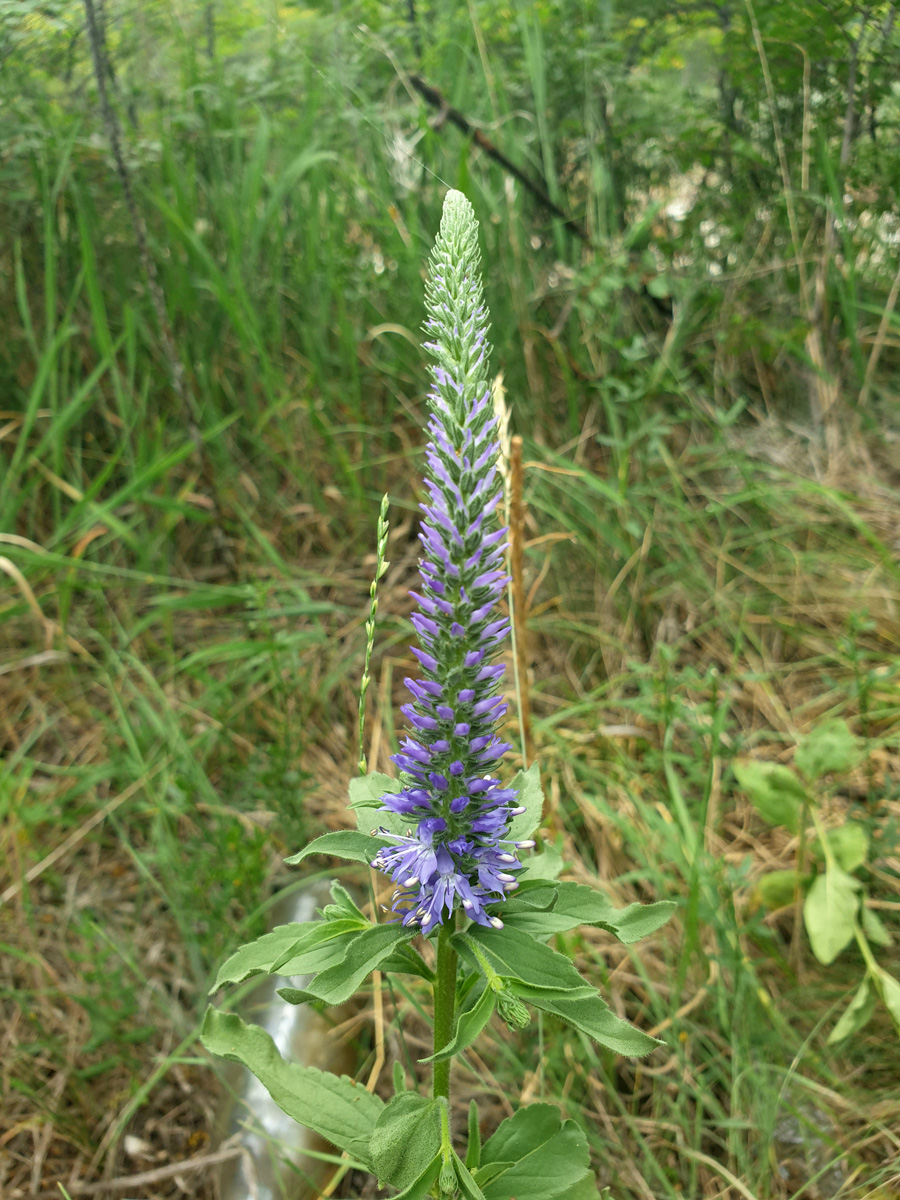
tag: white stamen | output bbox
[490,916,504,929]
[498,853,516,863]
[497,872,516,882]
[404,876,419,887]
[462,899,473,909]
[509,806,526,816]
[516,840,536,849]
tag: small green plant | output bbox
[736,719,900,1044]
[201,191,675,1197]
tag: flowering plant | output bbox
[202,190,674,1197]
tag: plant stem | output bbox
[432,916,458,1102]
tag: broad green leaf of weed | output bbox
[813,823,868,874]
[755,868,810,911]
[861,907,892,947]
[478,1104,595,1200]
[804,868,861,964]
[827,978,876,1045]
[734,760,807,833]
[795,719,862,782]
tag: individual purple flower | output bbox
[371,190,530,933]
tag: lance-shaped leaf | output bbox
[285,829,388,867]
[278,923,413,1006]
[200,1008,382,1169]
[478,1104,596,1200]
[452,1149,488,1199]
[511,984,660,1056]
[210,916,365,991]
[456,924,595,996]
[501,881,675,943]
[370,1092,442,1191]
[420,984,497,1063]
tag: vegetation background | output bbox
[1,0,899,1196]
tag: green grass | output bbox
[2,1,900,1195]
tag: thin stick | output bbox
[858,256,900,408]
[30,1147,240,1197]
[508,436,534,770]
[408,74,589,242]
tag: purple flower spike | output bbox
[372,190,528,933]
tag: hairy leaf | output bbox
[420,984,496,1063]
[282,923,413,1005]
[210,917,364,992]
[200,1008,382,1168]
[284,830,388,867]
[370,1092,442,1190]
[513,985,660,1056]
[502,881,675,943]
[458,925,594,995]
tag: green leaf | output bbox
[420,984,496,1063]
[813,823,868,873]
[285,830,388,866]
[479,1104,595,1200]
[457,925,594,995]
[210,917,365,991]
[349,773,409,836]
[273,925,367,976]
[875,967,900,1031]
[804,868,861,964]
[754,869,809,911]
[502,882,675,943]
[324,881,368,922]
[794,719,861,782]
[200,1008,382,1168]
[515,985,660,1056]
[516,847,564,882]
[734,760,807,832]
[370,1092,442,1190]
[862,906,893,948]
[507,762,544,842]
[827,978,876,1045]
